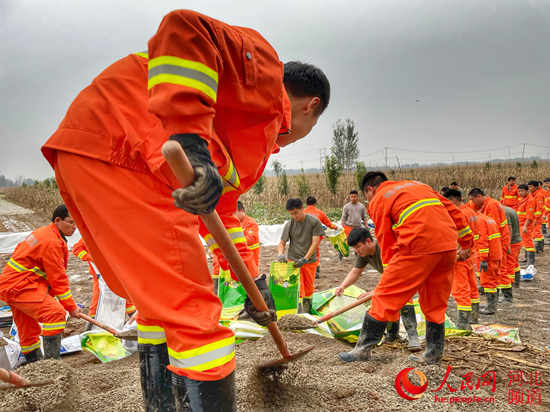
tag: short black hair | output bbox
[544,177,550,183]
[450,182,458,186]
[539,181,543,186]
[361,171,388,193]
[283,61,330,115]
[348,227,373,247]
[508,176,516,181]
[440,187,450,193]
[237,201,245,212]
[518,184,528,190]
[528,180,539,187]
[285,198,303,211]
[469,188,485,197]
[350,190,358,195]
[52,205,70,223]
[306,196,317,206]
[442,189,463,202]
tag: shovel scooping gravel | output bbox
[0,367,58,391]
[162,141,314,369]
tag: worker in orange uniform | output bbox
[442,189,480,330]
[500,176,519,211]
[73,238,136,330]
[304,196,339,278]
[0,205,82,363]
[42,10,330,411]
[278,198,325,314]
[518,184,537,266]
[338,172,473,365]
[476,212,502,315]
[544,177,550,245]
[499,206,522,299]
[529,180,545,254]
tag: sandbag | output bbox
[269,262,300,316]
[218,268,246,321]
[325,228,349,257]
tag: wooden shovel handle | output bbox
[162,141,291,358]
[80,313,120,335]
[316,292,374,324]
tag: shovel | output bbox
[80,313,120,336]
[283,291,374,330]
[0,368,57,390]
[162,141,314,368]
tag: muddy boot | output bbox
[499,287,513,303]
[470,303,479,324]
[139,343,175,412]
[410,321,445,366]
[24,348,43,364]
[479,292,497,315]
[519,250,527,263]
[301,298,313,315]
[383,319,400,343]
[315,265,320,279]
[514,270,521,288]
[527,251,536,266]
[535,241,541,254]
[338,313,386,363]
[456,310,472,331]
[42,333,62,360]
[172,371,236,412]
[400,305,422,352]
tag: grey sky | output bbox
[1,0,549,180]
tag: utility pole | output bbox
[385,147,388,170]
[508,149,511,162]
[521,143,526,163]
[301,160,303,171]
[396,156,402,171]
[452,155,454,166]
[320,148,326,170]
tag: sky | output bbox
[1,0,549,180]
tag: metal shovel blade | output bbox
[258,345,315,368]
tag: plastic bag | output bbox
[60,335,82,355]
[269,262,300,316]
[94,267,126,332]
[121,319,138,353]
[325,228,349,257]
[0,331,24,370]
[218,268,246,321]
[520,265,537,281]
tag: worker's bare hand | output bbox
[9,371,29,387]
[335,286,344,296]
[357,292,370,300]
[69,307,82,319]
[457,248,470,261]
[507,246,512,254]
[523,226,528,234]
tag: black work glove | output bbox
[244,274,277,327]
[277,254,287,263]
[479,261,488,273]
[293,257,307,268]
[170,134,223,215]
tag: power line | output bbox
[386,144,522,154]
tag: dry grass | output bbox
[4,187,63,214]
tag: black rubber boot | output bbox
[315,265,320,279]
[383,319,400,343]
[499,288,513,303]
[470,303,479,324]
[456,310,472,331]
[514,270,521,288]
[410,321,445,366]
[42,333,62,360]
[527,251,536,266]
[535,241,541,254]
[338,313,386,363]
[24,348,43,364]
[480,292,497,315]
[300,298,313,315]
[478,284,485,295]
[400,305,422,352]
[519,250,527,263]
[172,371,236,412]
[139,343,176,412]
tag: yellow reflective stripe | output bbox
[168,336,235,372]
[77,251,88,259]
[484,288,497,293]
[474,235,480,240]
[203,234,218,252]
[7,258,47,279]
[137,324,167,345]
[148,56,218,101]
[457,305,472,311]
[56,290,72,301]
[135,51,148,58]
[479,248,489,253]
[534,211,541,216]
[500,284,512,289]
[504,196,517,199]
[500,220,508,227]
[248,243,260,250]
[222,183,237,194]
[125,306,136,313]
[525,247,536,251]
[470,298,480,304]
[222,160,240,189]
[458,226,472,238]
[21,340,42,354]
[228,228,246,245]
[517,211,527,215]
[392,198,442,229]
[42,322,66,330]
[488,233,501,240]
[382,263,388,269]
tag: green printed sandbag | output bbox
[325,228,349,257]
[81,332,131,363]
[269,262,300,317]
[218,268,246,321]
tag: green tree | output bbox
[354,161,367,192]
[531,160,538,169]
[484,161,491,171]
[331,118,359,172]
[272,160,289,196]
[252,174,266,198]
[516,162,522,169]
[324,153,342,195]
[295,169,310,198]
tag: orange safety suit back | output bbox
[241,215,260,266]
[517,195,536,227]
[480,196,510,250]
[368,180,473,267]
[533,189,545,222]
[544,188,550,221]
[460,204,479,250]
[304,205,336,229]
[477,214,502,261]
[500,184,519,209]
[0,223,76,312]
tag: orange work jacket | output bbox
[480,197,510,250]
[517,195,536,227]
[368,180,474,267]
[500,184,519,209]
[544,188,550,220]
[0,223,77,311]
[533,189,545,223]
[304,205,336,229]
[477,214,502,262]
[241,215,260,265]
[72,238,98,277]
[42,9,290,198]
[460,204,479,250]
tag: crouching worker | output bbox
[0,205,82,362]
[335,227,421,351]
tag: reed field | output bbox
[4,186,63,214]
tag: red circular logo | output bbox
[395,367,428,400]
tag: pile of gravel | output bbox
[277,314,317,330]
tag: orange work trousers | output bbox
[505,243,522,285]
[369,250,456,324]
[88,273,136,318]
[452,256,480,312]
[6,295,66,354]
[298,261,318,299]
[54,151,234,381]
[497,249,511,289]
[522,226,535,252]
[533,220,543,242]
[480,260,501,292]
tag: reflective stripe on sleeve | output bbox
[77,251,88,260]
[392,198,443,229]
[135,51,148,58]
[56,290,73,301]
[500,220,508,227]
[137,324,167,345]
[125,305,136,313]
[458,226,472,239]
[248,243,260,250]
[488,233,501,240]
[7,258,48,279]
[168,336,235,372]
[479,248,489,253]
[474,235,480,240]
